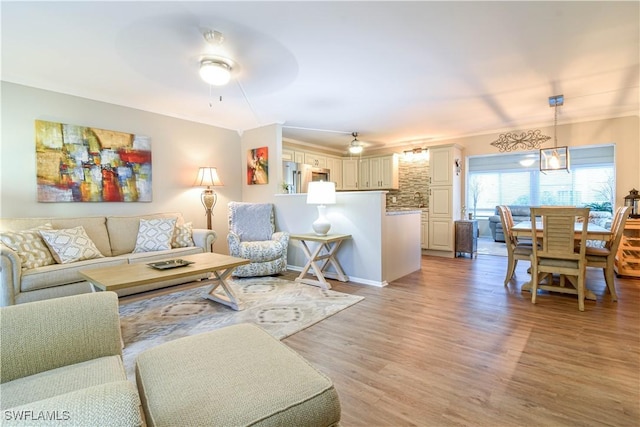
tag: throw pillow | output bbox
[132,218,177,253]
[39,226,105,264]
[0,224,56,270]
[229,202,274,242]
[172,222,195,248]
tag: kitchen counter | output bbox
[386,207,428,215]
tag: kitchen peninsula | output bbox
[274,191,421,286]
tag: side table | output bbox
[289,233,352,289]
[455,220,478,258]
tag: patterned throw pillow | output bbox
[0,224,56,270]
[172,222,195,248]
[39,226,104,264]
[132,218,177,253]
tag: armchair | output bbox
[227,202,289,277]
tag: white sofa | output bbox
[0,212,216,306]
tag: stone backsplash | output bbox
[385,156,430,209]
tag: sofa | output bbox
[2,291,341,426]
[489,206,532,242]
[0,212,216,306]
[0,292,144,426]
[489,205,613,242]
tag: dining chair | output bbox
[585,206,630,302]
[498,205,533,286]
[529,207,590,311]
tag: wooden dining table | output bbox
[511,220,612,300]
[511,220,611,241]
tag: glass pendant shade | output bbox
[540,146,570,173]
[199,60,231,86]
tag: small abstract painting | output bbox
[36,120,152,202]
[247,146,269,185]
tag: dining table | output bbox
[511,220,612,241]
[511,220,612,300]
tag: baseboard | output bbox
[285,265,388,287]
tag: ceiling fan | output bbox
[198,30,237,86]
[348,132,364,155]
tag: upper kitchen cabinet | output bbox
[326,157,343,190]
[358,154,399,190]
[282,148,305,164]
[304,153,327,168]
[429,146,459,186]
[342,159,359,190]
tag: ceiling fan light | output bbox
[199,59,231,86]
[349,143,363,154]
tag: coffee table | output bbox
[79,252,250,310]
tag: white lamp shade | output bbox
[199,60,231,86]
[306,181,336,205]
[194,167,224,187]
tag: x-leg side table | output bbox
[289,233,352,290]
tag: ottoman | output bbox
[135,323,341,427]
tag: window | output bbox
[467,145,615,218]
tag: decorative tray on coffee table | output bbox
[147,259,194,270]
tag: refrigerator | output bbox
[282,161,330,193]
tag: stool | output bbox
[135,323,341,427]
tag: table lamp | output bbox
[193,167,223,229]
[306,181,336,236]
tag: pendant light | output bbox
[540,94,570,173]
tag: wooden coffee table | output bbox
[79,252,250,310]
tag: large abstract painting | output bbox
[247,146,268,185]
[36,120,152,202]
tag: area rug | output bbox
[119,276,364,380]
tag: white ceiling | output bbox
[2,1,638,154]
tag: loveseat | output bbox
[0,212,216,306]
[1,292,144,426]
[488,205,613,242]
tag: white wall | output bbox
[240,123,282,203]
[273,191,391,285]
[0,82,242,253]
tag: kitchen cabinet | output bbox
[358,154,399,190]
[616,218,640,278]
[304,153,327,168]
[282,148,295,162]
[342,159,359,190]
[421,211,429,249]
[326,157,343,189]
[282,149,305,164]
[429,218,454,251]
[427,144,462,254]
[430,145,457,186]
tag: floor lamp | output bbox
[193,167,223,230]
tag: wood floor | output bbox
[281,254,640,427]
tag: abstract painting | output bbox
[35,120,152,202]
[247,146,268,185]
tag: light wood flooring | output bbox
[281,254,640,427]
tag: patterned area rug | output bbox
[119,276,364,380]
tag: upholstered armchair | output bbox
[227,202,289,277]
